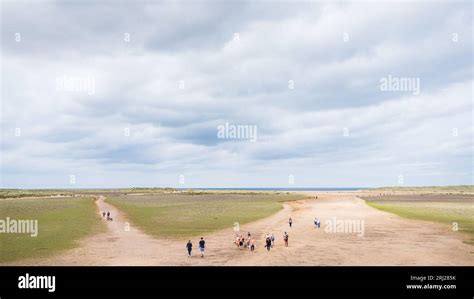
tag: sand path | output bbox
[6,193,473,266]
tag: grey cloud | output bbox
[1,0,472,188]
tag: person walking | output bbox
[265,236,272,251]
[250,238,256,251]
[314,217,321,228]
[199,237,206,258]
[283,232,289,247]
[271,233,275,247]
[186,240,193,257]
[289,217,293,228]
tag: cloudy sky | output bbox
[0,0,472,188]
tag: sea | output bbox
[177,188,363,191]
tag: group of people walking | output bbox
[186,237,206,258]
[264,233,275,251]
[263,231,289,251]
[184,215,322,257]
[235,232,256,251]
[101,211,113,221]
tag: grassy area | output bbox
[366,185,474,194]
[0,197,104,263]
[0,187,308,199]
[366,200,474,245]
[106,193,305,239]
[0,188,178,199]
[0,189,75,199]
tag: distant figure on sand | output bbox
[199,237,206,258]
[289,217,293,228]
[102,211,106,218]
[250,238,256,251]
[271,233,275,247]
[186,240,193,257]
[283,232,289,247]
[265,235,272,251]
[314,217,320,228]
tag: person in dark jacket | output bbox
[186,240,193,257]
[199,237,206,258]
[265,236,272,251]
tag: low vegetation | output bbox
[106,193,305,239]
[0,197,104,263]
[364,195,474,245]
[0,189,75,199]
[366,185,474,194]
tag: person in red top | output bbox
[283,232,289,247]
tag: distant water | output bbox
[178,187,362,191]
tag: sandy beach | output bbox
[6,192,472,266]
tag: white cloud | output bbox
[0,0,472,188]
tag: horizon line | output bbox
[1,185,472,191]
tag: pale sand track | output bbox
[5,193,473,266]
